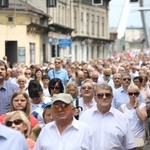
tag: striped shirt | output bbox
[0,81,19,115]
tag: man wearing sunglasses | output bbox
[80,83,136,150]
[0,123,28,150]
[112,72,145,109]
[48,58,69,89]
[34,93,94,150]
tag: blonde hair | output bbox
[16,75,27,84]
[4,111,31,138]
[66,83,79,98]
[127,84,140,93]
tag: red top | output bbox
[0,113,38,129]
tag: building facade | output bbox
[0,0,112,66]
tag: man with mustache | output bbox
[0,60,19,115]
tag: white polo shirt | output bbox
[34,118,94,150]
[80,106,136,150]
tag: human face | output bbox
[113,74,121,86]
[133,79,141,88]
[12,94,27,110]
[68,86,76,98]
[6,115,27,135]
[81,82,94,98]
[52,101,74,123]
[36,70,42,78]
[0,65,6,82]
[121,75,131,87]
[43,108,53,124]
[24,70,31,79]
[42,79,49,87]
[104,74,110,81]
[17,69,23,76]
[128,89,139,101]
[18,79,26,87]
[54,60,61,68]
[95,88,113,113]
[50,82,60,96]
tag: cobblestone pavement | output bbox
[144,144,150,150]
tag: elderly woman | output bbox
[16,75,28,91]
[4,111,35,150]
[119,84,147,150]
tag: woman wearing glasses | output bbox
[48,78,64,97]
[120,84,147,150]
[4,111,35,150]
[0,91,39,132]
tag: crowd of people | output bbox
[0,51,150,150]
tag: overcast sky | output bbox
[109,0,142,28]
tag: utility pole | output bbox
[140,0,149,48]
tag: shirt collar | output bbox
[0,81,7,90]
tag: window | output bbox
[86,13,89,34]
[51,45,59,57]
[8,16,13,22]
[97,16,100,36]
[81,12,84,33]
[92,15,95,35]
[74,10,77,32]
[102,16,105,36]
[30,43,35,64]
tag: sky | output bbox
[109,0,142,28]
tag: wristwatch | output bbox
[134,106,137,109]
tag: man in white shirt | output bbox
[80,83,136,150]
[34,93,94,150]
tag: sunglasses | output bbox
[105,75,110,77]
[18,80,25,83]
[55,61,61,64]
[6,119,23,127]
[123,78,131,81]
[81,86,93,90]
[128,92,139,96]
[96,93,112,99]
[25,73,31,75]
[52,103,70,113]
[50,86,60,90]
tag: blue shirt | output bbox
[48,68,69,87]
[0,124,28,150]
[0,81,19,115]
[112,86,145,109]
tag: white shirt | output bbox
[120,103,146,138]
[30,97,52,127]
[42,86,51,97]
[34,118,94,150]
[78,97,96,116]
[80,106,136,150]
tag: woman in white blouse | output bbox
[119,84,147,150]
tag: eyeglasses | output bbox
[105,75,110,77]
[114,78,121,80]
[25,73,31,75]
[128,92,139,96]
[5,119,23,127]
[52,103,70,113]
[50,86,60,90]
[55,61,61,64]
[123,78,131,81]
[96,93,112,99]
[81,86,93,90]
[18,80,25,83]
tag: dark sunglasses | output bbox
[25,73,31,75]
[123,78,131,81]
[50,86,60,90]
[6,119,23,127]
[105,75,110,77]
[96,93,112,99]
[128,92,139,96]
[18,80,25,83]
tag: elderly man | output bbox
[34,93,94,150]
[80,83,136,150]
[0,60,19,115]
